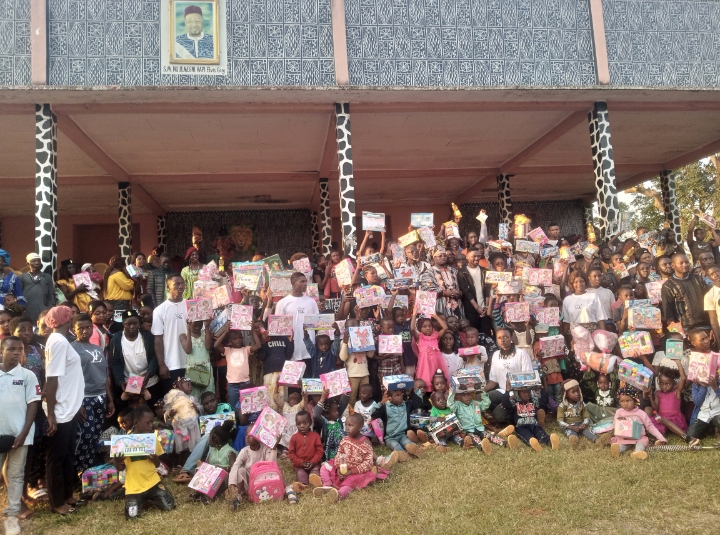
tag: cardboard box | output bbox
[362,211,386,232]
[515,240,540,254]
[249,407,287,449]
[539,335,565,358]
[504,301,530,322]
[382,374,414,391]
[378,334,403,354]
[618,331,654,358]
[268,315,294,336]
[348,325,375,352]
[628,307,662,330]
[411,213,433,227]
[485,271,513,283]
[186,297,214,322]
[239,386,270,414]
[277,360,306,387]
[398,230,420,247]
[414,290,437,315]
[354,285,386,308]
[302,314,335,330]
[320,369,351,397]
[614,417,643,440]
[509,371,542,390]
[125,375,144,394]
[535,307,560,327]
[189,463,228,498]
[428,413,462,443]
[110,433,156,457]
[334,258,355,287]
[198,413,236,435]
[301,378,323,394]
[665,339,684,360]
[618,360,654,390]
[230,304,253,330]
[81,464,119,492]
[528,268,552,286]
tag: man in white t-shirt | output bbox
[704,264,720,346]
[546,223,560,247]
[275,272,319,368]
[152,274,188,394]
[587,268,615,321]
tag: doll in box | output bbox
[611,387,667,460]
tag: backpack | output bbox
[247,461,285,503]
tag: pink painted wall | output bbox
[2,213,158,270]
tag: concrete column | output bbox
[334,103,357,258]
[319,177,332,255]
[34,104,57,276]
[588,101,620,240]
[118,182,132,262]
[496,174,513,227]
[659,169,682,246]
[311,212,321,255]
[157,215,167,252]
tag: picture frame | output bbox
[169,0,220,64]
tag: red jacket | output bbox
[288,430,323,468]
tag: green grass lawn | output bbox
[17,425,720,535]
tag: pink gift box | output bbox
[628,307,662,330]
[614,417,642,440]
[250,407,288,448]
[125,375,144,394]
[189,463,227,498]
[186,298,214,322]
[458,346,480,356]
[268,315,294,336]
[539,335,565,358]
[535,307,560,327]
[687,352,719,383]
[378,335,403,354]
[645,281,664,305]
[292,258,312,273]
[211,284,232,308]
[370,419,384,444]
[230,304,253,330]
[193,280,219,299]
[527,227,548,245]
[414,290,437,315]
[278,361,306,386]
[504,301,530,322]
[198,261,218,281]
[354,285,386,308]
[334,258,355,286]
[72,271,92,289]
[528,268,552,286]
[485,271,512,283]
[239,386,269,414]
[320,369,351,397]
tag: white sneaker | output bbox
[4,516,20,535]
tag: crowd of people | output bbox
[1,208,720,531]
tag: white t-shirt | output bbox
[121,333,159,388]
[151,299,188,370]
[488,347,533,394]
[0,365,40,445]
[44,332,85,423]
[587,287,615,321]
[443,352,465,377]
[704,285,720,318]
[697,384,720,423]
[275,294,319,361]
[562,292,608,325]
[547,239,559,247]
[354,400,381,437]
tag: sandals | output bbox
[172,472,193,484]
[286,491,298,505]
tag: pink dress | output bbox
[656,391,688,434]
[415,331,450,392]
[610,407,666,446]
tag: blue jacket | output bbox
[303,333,341,377]
[690,382,720,424]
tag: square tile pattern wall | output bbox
[0,0,31,85]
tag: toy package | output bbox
[645,281,664,305]
[618,331,654,358]
[540,246,559,259]
[362,211,386,232]
[301,378,323,394]
[239,386,270,414]
[525,296,546,315]
[230,304,253,330]
[628,307,662,330]
[389,243,406,263]
[582,243,599,260]
[411,213,434,227]
[268,271,294,297]
[157,429,175,454]
[539,335,565,358]
[687,352,719,383]
[592,421,614,435]
[209,309,229,335]
[625,299,652,309]
[697,211,717,230]
[278,360,306,386]
[211,284,233,309]
[348,325,375,352]
[334,258,355,287]
[429,413,462,444]
[186,298,214,322]
[528,268,552,287]
[198,260,219,281]
[198,414,236,434]
[535,307,560,327]
[381,374,414,391]
[292,257,312,274]
[189,463,228,498]
[354,285,386,308]
[386,278,415,291]
[249,407,288,449]
[527,227,549,245]
[125,375,144,394]
[476,210,488,223]
[515,240,540,254]
[81,464,119,492]
[497,279,523,295]
[458,346,486,360]
[320,369,351,397]
[509,371,542,390]
[614,417,642,440]
[665,339,684,360]
[110,433,156,457]
[485,271,513,283]
[306,283,320,303]
[451,368,485,392]
[303,314,335,330]
[397,230,420,248]
[618,360,654,390]
[73,271,92,289]
[232,263,264,291]
[268,315,294,336]
[417,226,436,248]
[498,223,509,241]
[194,280,219,299]
[444,221,460,239]
[504,301,530,322]
[414,290,437,315]
[378,334,403,354]
[370,419,385,444]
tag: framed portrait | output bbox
[169,0,220,64]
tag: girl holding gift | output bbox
[611,386,667,460]
[411,310,450,392]
[646,366,689,440]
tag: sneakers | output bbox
[396,451,411,462]
[596,432,612,449]
[506,435,519,450]
[406,430,419,443]
[312,487,334,499]
[292,482,308,494]
[630,450,648,460]
[550,433,560,450]
[462,436,474,450]
[529,437,543,452]
[569,435,579,448]
[405,443,426,459]
[308,474,323,488]
[380,451,399,470]
[610,443,621,458]
[497,425,515,438]
[417,430,429,443]
[480,438,493,455]
[4,517,20,535]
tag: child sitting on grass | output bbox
[371,389,426,461]
[557,379,603,448]
[112,406,175,519]
[353,384,380,442]
[427,390,451,452]
[313,413,390,503]
[611,387,667,460]
[447,388,516,453]
[191,421,237,503]
[646,366,688,440]
[289,410,323,490]
[275,390,306,455]
[226,427,277,509]
[313,389,350,461]
[502,388,559,451]
[163,377,201,458]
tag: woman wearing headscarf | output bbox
[43,306,85,515]
[0,249,25,307]
[19,253,55,322]
[103,255,135,315]
[181,247,204,300]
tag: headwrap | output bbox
[44,306,73,329]
[617,385,641,405]
[122,309,140,322]
[26,253,40,263]
[0,249,10,266]
[184,5,202,16]
[185,247,199,261]
[81,263,93,272]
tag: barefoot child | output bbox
[611,387,667,460]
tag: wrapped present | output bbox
[515,240,540,254]
[527,227,549,245]
[378,335,403,354]
[186,298,214,322]
[250,407,287,448]
[628,307,662,330]
[414,290,437,315]
[411,213,434,227]
[110,433,156,457]
[198,260,219,281]
[539,335,565,358]
[476,210,488,223]
[278,360,306,387]
[125,375,144,394]
[362,211,386,232]
[417,226,436,248]
[189,463,228,498]
[239,386,270,414]
[301,378,323,394]
[485,271,513,283]
[230,304,253,330]
[157,429,175,454]
[535,307,560,327]
[451,368,485,392]
[618,360,654,390]
[81,464,119,492]
[193,280,219,300]
[334,258,355,287]
[211,284,232,309]
[645,281,664,305]
[73,271,92,289]
[303,314,335,330]
[354,285,386,308]
[497,279,523,295]
[348,325,375,352]
[687,352,719,383]
[540,246,559,259]
[268,315,294,336]
[320,369,351,397]
[398,230,420,247]
[528,268,552,286]
[618,331,654,358]
[382,374,415,391]
[665,339,684,360]
[614,417,643,440]
[592,421,614,435]
[504,301,530,322]
[292,257,312,273]
[444,221,461,239]
[509,371,542,390]
[429,413,462,443]
[370,419,385,444]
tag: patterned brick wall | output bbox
[0,0,30,85]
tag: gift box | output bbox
[81,464,119,492]
[409,414,431,430]
[539,335,565,358]
[278,361,306,387]
[540,246,559,259]
[386,277,415,291]
[125,375,144,394]
[628,307,661,330]
[302,378,323,394]
[515,240,540,254]
[535,307,560,327]
[414,290,437,315]
[451,370,485,392]
[362,211,386,232]
[370,419,385,444]
[618,360,654,390]
[292,257,312,273]
[269,271,294,297]
[157,429,175,454]
[591,421,615,435]
[303,314,335,330]
[333,258,355,287]
[73,271,92,289]
[194,280,219,300]
[110,433,156,457]
[582,243,599,260]
[527,227,549,245]
[189,463,228,498]
[614,417,643,440]
[398,230,420,248]
[429,413,462,443]
[687,352,719,383]
[504,301,530,322]
[698,211,717,230]
[268,315,294,336]
[458,346,480,356]
[378,334,402,354]
[354,285,386,308]
[239,386,270,414]
[186,298,214,322]
[444,221,460,239]
[198,261,219,281]
[645,281,664,305]
[382,374,415,391]
[211,284,233,309]
[232,263,264,291]
[389,243,406,263]
[528,268,552,286]
[411,213,433,227]
[348,325,375,352]
[618,331,654,358]
[485,271,513,283]
[230,304,253,330]
[250,407,287,449]
[665,339,684,360]
[497,279,523,295]
[209,309,229,335]
[509,371,542,390]
[417,226,436,248]
[320,369,351,397]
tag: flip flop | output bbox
[173,473,193,484]
[55,507,77,516]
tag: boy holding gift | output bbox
[371,389,426,461]
[339,318,373,406]
[258,329,294,410]
[303,325,342,378]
